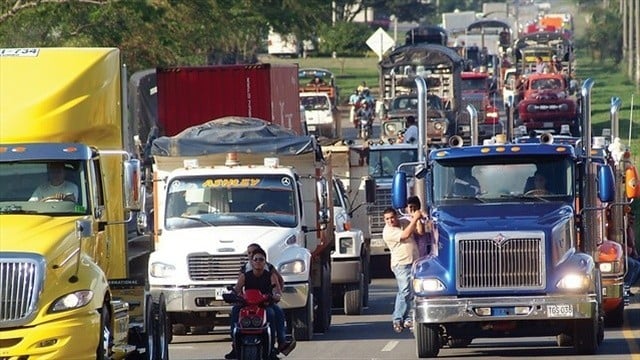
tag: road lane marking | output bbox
[381,340,399,352]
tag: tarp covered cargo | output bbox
[151,116,318,157]
[380,43,465,70]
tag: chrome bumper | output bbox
[415,294,597,324]
[151,282,309,313]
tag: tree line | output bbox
[1,0,638,87]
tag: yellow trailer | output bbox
[0,48,168,359]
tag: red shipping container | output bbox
[157,64,301,136]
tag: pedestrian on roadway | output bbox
[382,207,420,333]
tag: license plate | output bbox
[214,288,230,300]
[543,122,553,128]
[307,125,316,131]
[547,304,573,317]
[492,307,514,316]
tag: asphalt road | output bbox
[168,278,640,360]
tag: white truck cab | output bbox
[300,91,339,138]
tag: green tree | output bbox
[317,21,371,57]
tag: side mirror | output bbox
[316,178,328,209]
[124,159,142,211]
[365,177,376,203]
[597,164,615,203]
[391,172,408,209]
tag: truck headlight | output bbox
[49,290,93,313]
[556,273,590,290]
[413,278,445,293]
[339,236,355,255]
[599,261,620,273]
[527,104,537,112]
[279,260,306,275]
[150,262,176,278]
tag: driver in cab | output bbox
[29,163,78,202]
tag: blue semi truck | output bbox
[391,78,615,357]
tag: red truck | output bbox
[516,72,578,135]
[156,64,302,136]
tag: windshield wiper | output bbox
[178,215,217,227]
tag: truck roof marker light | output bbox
[264,157,279,168]
[510,147,521,152]
[10,146,27,153]
[225,152,239,167]
[62,146,78,153]
[555,147,567,153]
[0,146,7,153]
[435,151,447,157]
[481,148,490,153]
[495,147,506,153]
[183,159,199,169]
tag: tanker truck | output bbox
[0,47,169,359]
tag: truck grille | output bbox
[0,254,44,328]
[367,187,392,234]
[188,254,248,281]
[457,234,544,290]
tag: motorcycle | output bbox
[223,288,276,360]
[356,106,373,140]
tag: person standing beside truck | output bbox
[29,162,79,202]
[382,207,420,333]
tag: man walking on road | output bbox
[382,207,421,333]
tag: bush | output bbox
[316,21,371,57]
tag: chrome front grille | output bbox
[188,254,248,281]
[0,254,44,328]
[367,187,392,234]
[457,234,544,290]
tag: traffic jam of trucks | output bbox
[1,5,638,357]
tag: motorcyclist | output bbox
[356,101,374,135]
[225,247,295,359]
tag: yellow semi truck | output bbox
[0,48,168,359]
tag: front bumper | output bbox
[151,282,309,313]
[0,309,100,360]
[415,294,598,324]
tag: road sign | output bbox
[366,27,395,60]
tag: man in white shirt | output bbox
[403,116,418,144]
[29,163,79,202]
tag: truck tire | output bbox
[144,295,155,360]
[605,301,624,327]
[573,316,599,355]
[96,303,112,360]
[362,248,370,307]
[155,294,170,360]
[415,323,440,358]
[289,293,313,341]
[344,274,363,315]
[314,262,332,333]
[240,344,260,360]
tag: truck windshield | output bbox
[461,77,487,92]
[432,156,574,204]
[368,148,418,178]
[164,174,297,229]
[0,161,89,215]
